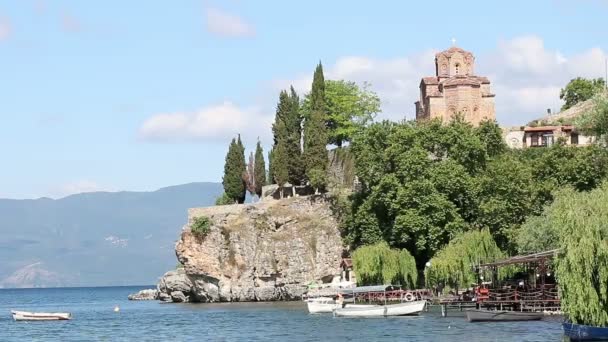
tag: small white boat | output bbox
[11,310,72,321]
[333,300,426,317]
[306,297,337,313]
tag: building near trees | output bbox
[415,46,496,126]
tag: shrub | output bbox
[191,216,212,238]
[215,192,234,205]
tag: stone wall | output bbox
[157,196,343,302]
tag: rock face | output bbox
[158,196,343,302]
[128,289,159,301]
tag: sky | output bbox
[1,0,607,199]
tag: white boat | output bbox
[333,300,426,317]
[306,297,377,313]
[306,297,337,313]
[11,310,72,321]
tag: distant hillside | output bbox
[0,182,223,288]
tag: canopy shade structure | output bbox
[338,285,401,294]
[478,249,559,268]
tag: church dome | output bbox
[435,45,475,77]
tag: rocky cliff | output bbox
[158,195,343,302]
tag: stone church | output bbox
[415,46,495,125]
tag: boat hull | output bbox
[306,299,376,313]
[563,322,608,341]
[334,300,426,317]
[465,309,543,322]
[11,310,72,321]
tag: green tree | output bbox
[222,136,247,204]
[546,183,608,326]
[559,77,605,110]
[424,229,506,290]
[577,93,608,145]
[303,80,381,147]
[271,91,290,185]
[303,62,329,186]
[273,141,289,197]
[476,119,507,157]
[267,147,275,185]
[215,192,233,205]
[352,241,417,288]
[286,87,305,184]
[474,154,539,250]
[254,140,266,197]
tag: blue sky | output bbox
[0,0,607,199]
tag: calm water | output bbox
[0,286,567,341]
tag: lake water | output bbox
[0,286,567,341]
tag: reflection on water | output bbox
[0,287,566,341]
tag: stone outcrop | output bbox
[157,195,343,303]
[128,288,159,301]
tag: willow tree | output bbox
[352,242,417,288]
[554,183,608,326]
[424,229,505,290]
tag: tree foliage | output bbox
[577,93,608,146]
[559,77,605,110]
[254,140,266,197]
[346,117,608,266]
[215,192,233,205]
[545,183,608,326]
[222,135,247,204]
[303,62,329,186]
[424,229,505,289]
[303,80,381,147]
[272,87,305,186]
[352,241,417,288]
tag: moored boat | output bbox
[465,309,542,322]
[11,310,72,321]
[333,300,426,317]
[563,322,608,341]
[306,297,337,314]
[306,297,376,313]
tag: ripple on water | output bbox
[0,287,566,341]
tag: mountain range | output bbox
[0,182,223,288]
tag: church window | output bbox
[455,63,460,75]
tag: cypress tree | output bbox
[254,140,266,197]
[303,62,328,188]
[286,86,304,185]
[222,137,245,204]
[271,90,291,187]
[268,147,275,185]
[273,139,289,197]
[235,135,247,203]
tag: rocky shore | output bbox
[156,195,343,303]
[128,289,159,301]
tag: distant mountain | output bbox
[0,182,223,288]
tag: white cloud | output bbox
[205,7,255,38]
[481,35,607,123]
[139,36,607,146]
[0,16,11,41]
[274,51,436,121]
[50,180,114,199]
[139,101,272,143]
[277,36,607,125]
